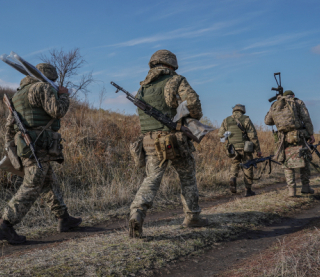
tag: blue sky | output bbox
[1,0,320,131]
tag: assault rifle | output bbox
[240,155,281,169]
[3,94,43,170]
[111,82,202,143]
[268,72,283,103]
[300,142,320,159]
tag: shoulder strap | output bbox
[232,115,250,141]
[34,118,56,145]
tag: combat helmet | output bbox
[36,63,58,81]
[232,104,246,114]
[149,50,178,70]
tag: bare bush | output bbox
[40,48,94,98]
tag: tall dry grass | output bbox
[0,85,319,233]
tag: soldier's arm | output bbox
[298,100,314,136]
[217,119,227,138]
[244,118,261,153]
[28,83,70,119]
[264,108,274,126]
[164,75,202,120]
[5,112,16,143]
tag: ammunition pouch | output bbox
[15,129,63,159]
[130,135,146,168]
[285,130,300,144]
[154,133,176,167]
[225,143,236,158]
[5,141,22,171]
[244,141,254,153]
[48,132,63,157]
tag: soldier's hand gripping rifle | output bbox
[3,94,43,170]
[268,72,283,103]
[240,155,281,169]
[111,82,202,143]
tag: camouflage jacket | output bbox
[218,111,261,152]
[264,95,313,136]
[5,76,69,165]
[139,66,202,120]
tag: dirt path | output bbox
[152,198,320,277]
[1,179,290,258]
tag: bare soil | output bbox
[1,178,289,258]
[152,197,320,277]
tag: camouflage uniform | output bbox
[2,74,68,225]
[129,50,207,237]
[265,93,314,195]
[218,109,261,191]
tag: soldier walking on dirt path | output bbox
[265,90,315,197]
[218,104,262,197]
[129,50,208,238]
[0,63,82,244]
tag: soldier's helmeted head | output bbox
[232,104,246,114]
[36,63,58,81]
[283,90,295,96]
[149,50,178,70]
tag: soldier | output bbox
[0,63,82,244]
[218,104,262,197]
[129,50,208,238]
[265,90,315,197]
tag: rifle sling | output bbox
[232,115,249,140]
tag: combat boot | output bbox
[129,212,144,238]
[244,188,256,197]
[229,177,237,193]
[288,187,296,197]
[181,213,209,228]
[57,211,82,232]
[0,219,26,244]
[301,185,314,194]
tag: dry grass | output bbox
[0,180,319,276]
[0,84,319,237]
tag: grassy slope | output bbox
[1,179,319,276]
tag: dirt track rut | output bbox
[0,179,292,258]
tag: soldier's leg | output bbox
[300,162,314,194]
[229,152,242,193]
[39,166,67,218]
[130,155,167,219]
[172,154,208,227]
[242,152,255,197]
[284,168,296,197]
[2,162,50,226]
[129,155,167,237]
[40,166,81,232]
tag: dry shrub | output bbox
[0,86,319,229]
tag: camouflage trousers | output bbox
[230,150,253,188]
[130,154,201,219]
[2,161,67,226]
[284,161,311,188]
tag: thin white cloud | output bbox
[104,94,130,105]
[304,99,320,106]
[243,32,317,51]
[25,47,54,57]
[97,19,243,48]
[0,79,19,89]
[311,44,320,54]
[179,64,218,74]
